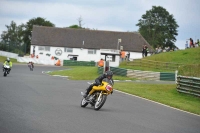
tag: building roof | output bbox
[31,25,152,52]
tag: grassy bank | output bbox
[119,47,200,77]
[0,56,17,63]
[49,66,200,115]
[114,82,200,115]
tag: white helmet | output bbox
[7,58,10,62]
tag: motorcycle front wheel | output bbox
[4,71,7,77]
[80,98,88,107]
[94,94,107,111]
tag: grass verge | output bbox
[0,56,17,63]
[48,66,137,80]
[114,82,200,115]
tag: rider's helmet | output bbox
[7,58,10,62]
[105,71,113,79]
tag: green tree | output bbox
[23,17,55,53]
[68,25,81,29]
[0,21,25,53]
[136,6,179,49]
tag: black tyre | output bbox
[94,94,107,111]
[4,72,7,77]
[80,98,88,107]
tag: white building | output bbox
[31,26,152,67]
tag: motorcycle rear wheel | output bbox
[94,94,107,110]
[80,98,88,107]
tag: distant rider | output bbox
[3,58,12,74]
[83,70,114,98]
[28,61,34,70]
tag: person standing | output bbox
[195,39,199,47]
[189,38,194,48]
[126,52,130,61]
[120,50,125,61]
[185,41,188,49]
[144,45,148,57]
[98,59,104,67]
[142,45,145,57]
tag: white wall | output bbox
[0,50,18,59]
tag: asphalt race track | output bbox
[0,64,199,133]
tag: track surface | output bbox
[0,64,199,133]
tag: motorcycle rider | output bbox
[28,61,34,70]
[83,70,114,98]
[3,58,12,74]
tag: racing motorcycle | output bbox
[28,63,34,71]
[3,64,10,77]
[80,78,113,110]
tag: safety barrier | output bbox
[98,67,175,81]
[176,76,200,97]
[63,60,95,66]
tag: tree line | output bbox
[0,6,179,55]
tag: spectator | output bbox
[158,47,162,53]
[195,39,199,47]
[98,59,104,67]
[189,38,194,48]
[126,52,130,61]
[185,41,189,49]
[120,50,125,61]
[144,45,148,57]
[142,45,146,57]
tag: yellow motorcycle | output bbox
[81,78,114,110]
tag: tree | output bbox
[23,17,55,53]
[67,16,85,29]
[68,25,81,29]
[0,21,25,53]
[136,6,179,49]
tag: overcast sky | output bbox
[0,0,200,49]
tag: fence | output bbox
[126,59,183,71]
[63,60,96,66]
[98,67,176,81]
[176,76,200,97]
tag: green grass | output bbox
[48,66,137,80]
[119,47,200,76]
[119,62,174,72]
[114,82,200,115]
[0,56,18,63]
[145,47,200,64]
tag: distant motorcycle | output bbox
[3,64,10,77]
[28,62,34,71]
[81,78,113,110]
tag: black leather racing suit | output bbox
[85,74,114,95]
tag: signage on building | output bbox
[55,48,62,56]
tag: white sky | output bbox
[0,0,200,49]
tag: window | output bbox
[64,48,73,53]
[88,49,96,54]
[38,46,50,51]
